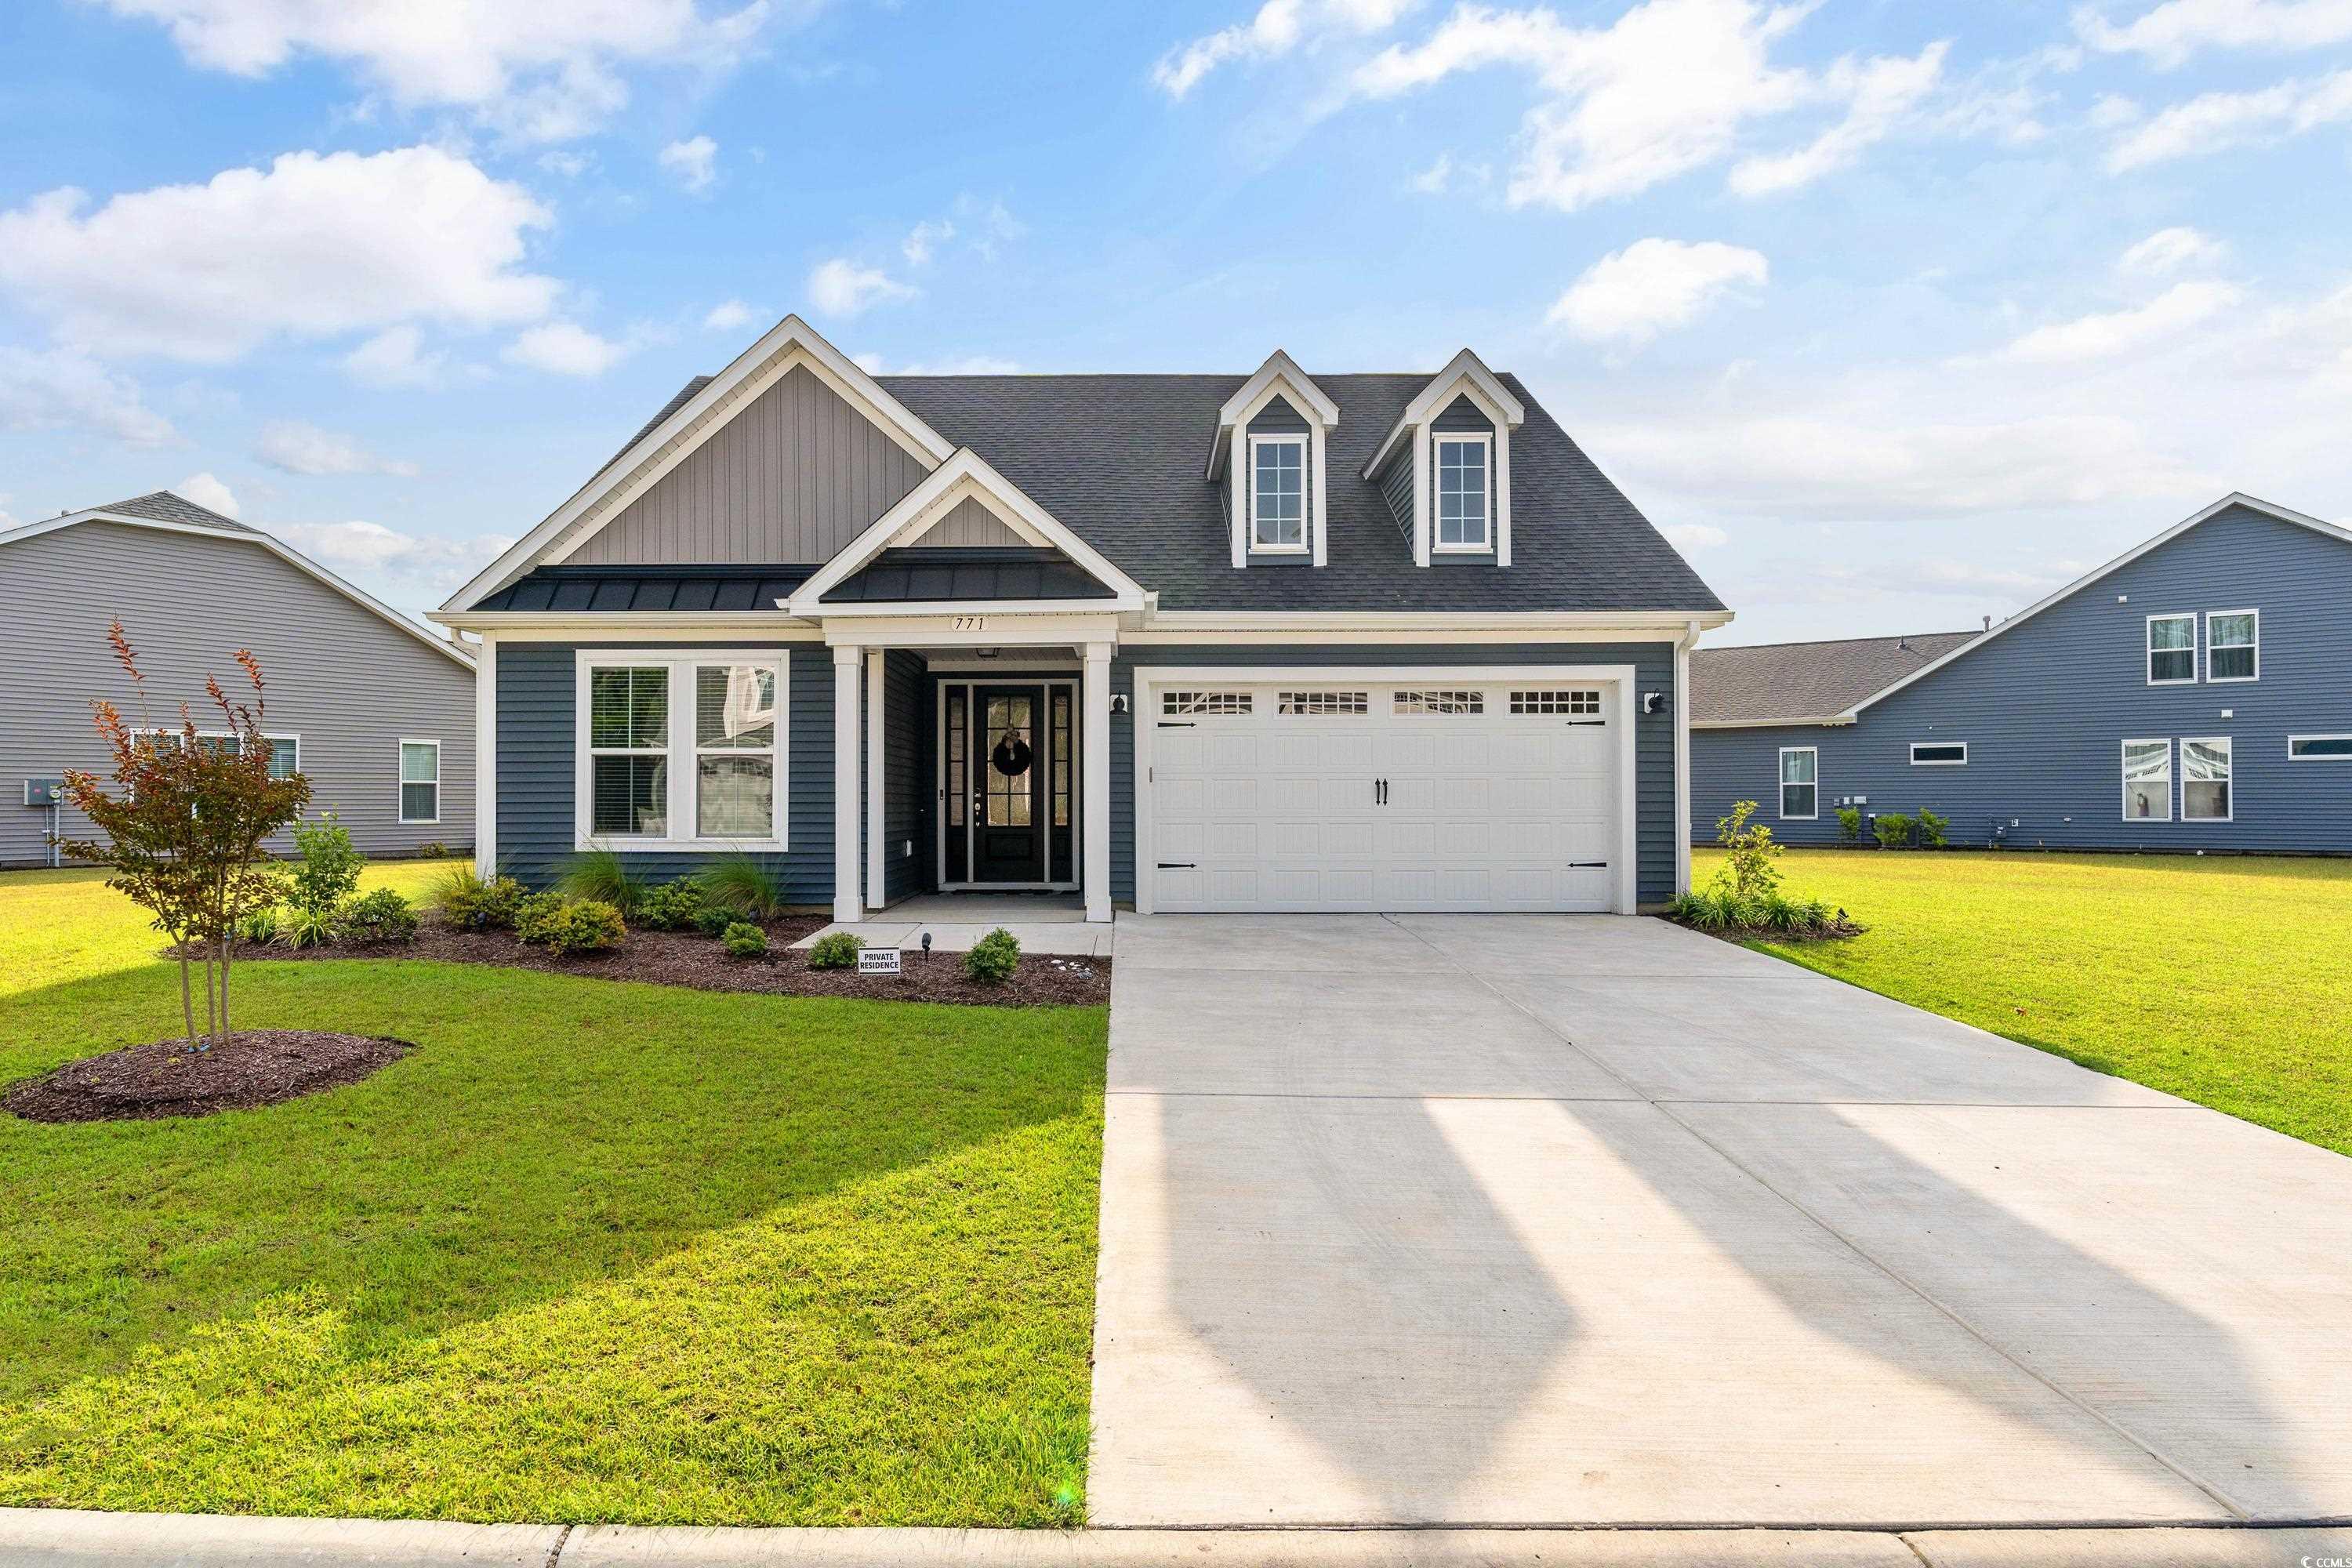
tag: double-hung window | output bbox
[1778,746,1817,819]
[2147,615,2196,684]
[399,740,441,824]
[2182,737,2232,820]
[2205,611,2257,682]
[1434,434,1491,551]
[262,735,300,779]
[1249,434,1306,552]
[580,654,786,848]
[2122,739,2171,821]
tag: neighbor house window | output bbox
[2289,735,2352,760]
[1910,742,1967,766]
[263,735,300,779]
[1249,434,1306,551]
[2206,611,2257,682]
[2147,615,2195,684]
[2182,736,2232,821]
[1779,746,1817,819]
[694,664,778,838]
[581,655,786,847]
[2122,739,2171,821]
[1434,434,1491,550]
[398,740,440,825]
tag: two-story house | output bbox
[1690,494,2352,851]
[434,316,1730,920]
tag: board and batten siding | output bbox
[0,521,473,867]
[1110,642,1679,906]
[568,365,928,567]
[495,642,833,898]
[1691,503,2352,852]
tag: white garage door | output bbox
[1143,677,1624,913]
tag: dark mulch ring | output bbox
[241,914,1112,1007]
[5,1030,413,1123]
[1664,915,1867,944]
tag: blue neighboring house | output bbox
[1690,494,2352,852]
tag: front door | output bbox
[971,684,1046,883]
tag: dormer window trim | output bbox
[1363,349,1524,570]
[1210,350,1338,571]
[1432,431,1494,554]
[1247,432,1310,554]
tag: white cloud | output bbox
[176,470,241,518]
[2120,225,2227,274]
[659,134,718,192]
[342,325,449,389]
[1151,0,1414,98]
[807,258,918,318]
[1996,279,2245,363]
[1406,153,1453,193]
[702,299,760,332]
[902,218,955,265]
[1661,521,1730,550]
[0,147,557,362]
[1546,238,1769,347]
[1728,42,1948,197]
[2106,67,2352,168]
[254,419,418,477]
[0,345,179,445]
[2076,0,2352,67]
[92,0,772,142]
[274,518,516,605]
[502,321,633,377]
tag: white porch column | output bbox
[1083,641,1113,923]
[865,648,887,914]
[832,643,863,924]
[472,632,496,877]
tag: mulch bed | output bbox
[239,914,1112,1007]
[5,1030,412,1123]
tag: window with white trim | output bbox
[1779,746,1817,819]
[2206,611,2257,682]
[1434,434,1490,550]
[2147,615,2195,684]
[399,740,441,825]
[1910,742,1967,766]
[1164,690,1252,717]
[2182,736,2232,821]
[694,665,778,837]
[2289,735,2352,760]
[588,666,670,837]
[2122,739,2171,821]
[581,654,787,847]
[1510,689,1601,716]
[263,735,300,779]
[1394,689,1483,714]
[1278,690,1367,715]
[1249,434,1306,551]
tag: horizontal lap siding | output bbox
[883,649,930,902]
[1691,505,2352,853]
[1112,642,1677,906]
[496,643,833,901]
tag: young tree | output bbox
[57,622,311,1049]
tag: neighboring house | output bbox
[1690,494,2352,852]
[0,491,477,868]
[434,316,1730,920]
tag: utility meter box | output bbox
[24,778,63,808]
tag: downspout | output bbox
[1673,618,1700,898]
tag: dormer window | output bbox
[1435,434,1491,551]
[1250,434,1307,552]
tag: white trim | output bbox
[2205,608,2259,684]
[1083,644,1112,922]
[1131,664,1639,917]
[430,612,818,640]
[475,633,498,874]
[2147,612,2198,687]
[1849,493,2348,720]
[2122,737,2172,824]
[1246,432,1310,554]
[2288,734,2352,760]
[1692,714,1857,730]
[1210,356,1338,568]
[572,649,789,853]
[933,677,1084,892]
[866,649,887,912]
[1130,608,1729,637]
[833,644,863,922]
[4,507,475,670]
[1777,746,1819,821]
[2181,734,2234,822]
[260,733,300,779]
[786,448,1146,615]
[1673,619,1698,898]
[1909,741,1969,767]
[1431,430,1494,554]
[397,738,443,826]
[1362,347,1527,484]
[1210,351,1341,448]
[445,316,956,611]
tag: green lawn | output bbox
[0,862,1106,1526]
[1696,848,2352,1157]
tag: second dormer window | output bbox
[1436,434,1490,550]
[1250,434,1306,551]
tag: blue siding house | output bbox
[1691,495,2352,853]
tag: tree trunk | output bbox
[218,936,232,1040]
[177,948,197,1047]
[201,951,217,1050]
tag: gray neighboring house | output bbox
[1691,493,2352,852]
[0,490,477,869]
[434,316,1730,919]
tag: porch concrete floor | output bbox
[790,892,1112,956]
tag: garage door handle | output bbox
[1156,862,1196,869]
[1570,861,1610,869]
[1157,720,1196,728]
[1564,719,1607,727]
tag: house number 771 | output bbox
[952,615,987,632]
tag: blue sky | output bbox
[2,0,2347,644]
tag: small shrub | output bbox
[1711,800,1783,903]
[636,878,707,931]
[691,903,739,938]
[1915,807,1950,848]
[560,848,646,916]
[343,887,419,942]
[962,927,1020,984]
[434,863,527,929]
[697,853,789,921]
[1836,805,1863,844]
[721,921,769,959]
[807,931,864,970]
[1874,811,1915,848]
[288,813,365,919]
[512,891,567,946]
[235,906,282,946]
[279,902,342,949]
[1668,886,1847,938]
[535,899,626,956]
[416,841,451,860]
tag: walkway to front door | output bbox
[791,892,1111,956]
[1090,913,2352,1528]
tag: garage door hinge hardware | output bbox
[1156,862,1197,869]
[1570,861,1610,869]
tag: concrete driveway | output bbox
[1088,914,2352,1529]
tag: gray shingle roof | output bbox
[96,490,259,535]
[1691,630,1984,724]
